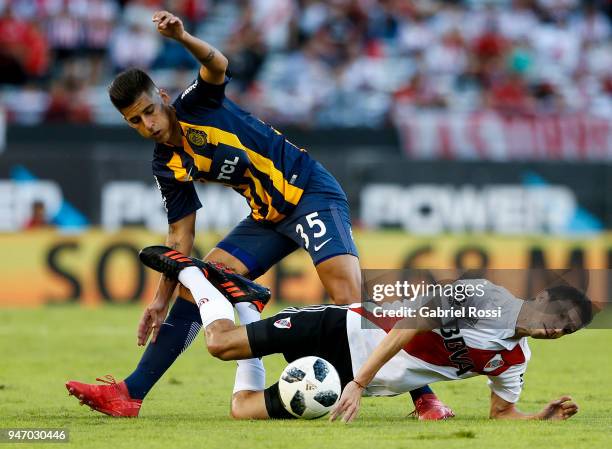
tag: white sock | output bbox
[233,302,265,393]
[235,302,261,325]
[178,267,234,328]
[179,267,264,392]
[233,358,266,393]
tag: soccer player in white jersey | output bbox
[131,246,592,421]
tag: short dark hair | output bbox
[108,69,156,110]
[546,285,593,331]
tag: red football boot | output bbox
[411,394,455,420]
[66,375,142,417]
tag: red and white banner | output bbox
[392,109,612,161]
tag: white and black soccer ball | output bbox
[278,356,341,419]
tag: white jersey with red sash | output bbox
[346,281,530,403]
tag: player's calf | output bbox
[230,390,269,419]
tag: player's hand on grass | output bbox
[152,11,185,41]
[330,380,363,423]
[538,396,578,420]
[137,298,170,346]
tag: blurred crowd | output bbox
[0,0,610,127]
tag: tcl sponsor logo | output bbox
[361,184,577,235]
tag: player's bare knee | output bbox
[206,330,230,359]
[207,340,232,360]
[206,341,222,359]
[206,321,240,360]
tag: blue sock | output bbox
[124,297,202,400]
[410,385,434,402]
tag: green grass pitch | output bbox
[1,305,611,449]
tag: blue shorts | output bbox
[216,162,359,278]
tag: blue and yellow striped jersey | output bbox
[153,73,315,224]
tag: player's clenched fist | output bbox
[152,11,185,41]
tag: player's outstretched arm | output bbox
[137,212,196,346]
[331,310,437,423]
[152,11,228,84]
[489,392,578,420]
[330,326,420,423]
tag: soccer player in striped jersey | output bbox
[64,11,449,419]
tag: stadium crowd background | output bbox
[0,0,610,128]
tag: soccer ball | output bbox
[278,356,341,419]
